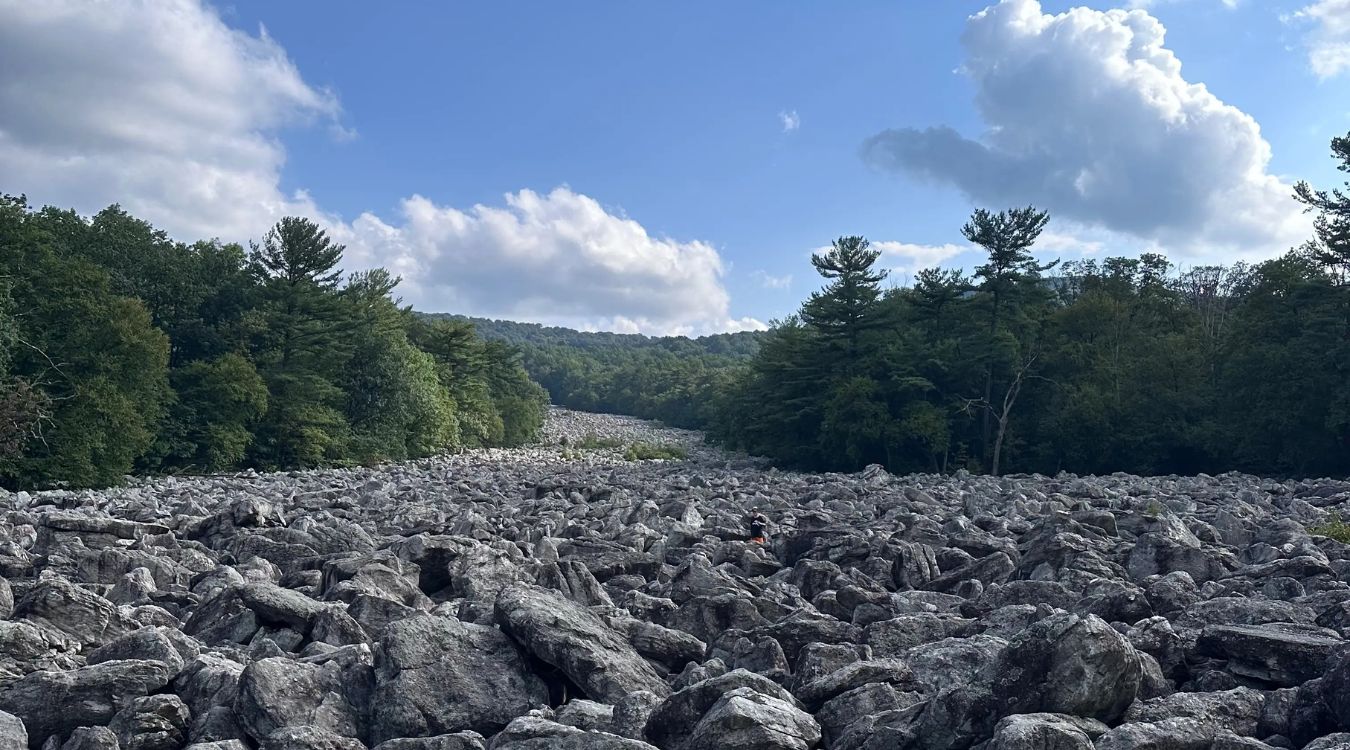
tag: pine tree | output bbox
[962,207,1053,469]
[800,236,888,366]
[248,217,353,468]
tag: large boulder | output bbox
[13,577,131,648]
[495,585,670,704]
[981,713,1107,750]
[486,716,657,749]
[370,615,548,742]
[682,688,820,750]
[644,670,798,750]
[0,710,25,750]
[0,660,172,747]
[991,612,1142,723]
[1195,624,1343,687]
[235,653,374,744]
[109,694,191,750]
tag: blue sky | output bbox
[2,0,1348,333]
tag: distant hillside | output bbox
[419,314,764,359]
[416,313,759,430]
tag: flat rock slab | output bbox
[1196,624,1345,687]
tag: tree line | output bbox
[0,198,547,489]
[513,132,1350,478]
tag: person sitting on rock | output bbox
[748,511,769,544]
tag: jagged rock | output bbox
[796,659,913,711]
[1195,624,1343,687]
[173,653,246,743]
[235,654,373,743]
[86,628,194,676]
[58,728,120,750]
[369,615,548,742]
[817,683,922,746]
[981,713,1107,750]
[681,687,819,750]
[486,716,656,749]
[237,582,327,633]
[0,660,172,745]
[370,735,485,750]
[495,585,670,704]
[109,695,190,750]
[14,577,130,648]
[992,612,1141,723]
[0,710,25,750]
[554,700,614,732]
[645,670,797,750]
[261,727,367,750]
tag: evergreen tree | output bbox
[248,217,353,468]
[800,236,888,367]
[962,206,1053,469]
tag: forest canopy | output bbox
[494,131,1350,479]
[0,199,546,489]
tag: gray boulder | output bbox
[0,660,171,746]
[495,585,669,704]
[370,615,547,742]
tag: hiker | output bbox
[748,510,769,544]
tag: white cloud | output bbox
[1292,0,1350,78]
[751,270,793,289]
[779,110,801,132]
[1127,0,1238,8]
[0,0,750,336]
[872,241,967,275]
[0,0,345,242]
[862,0,1309,262]
[334,188,752,336]
[1036,229,1107,256]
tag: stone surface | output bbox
[370,615,547,741]
[3,409,1350,750]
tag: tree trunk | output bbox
[991,413,1008,476]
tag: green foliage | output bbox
[0,197,172,488]
[0,199,546,488]
[157,353,269,471]
[513,133,1350,480]
[1309,512,1350,543]
[624,442,688,461]
[575,434,626,450]
[247,218,353,469]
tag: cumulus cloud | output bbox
[751,270,793,290]
[334,188,757,336]
[1127,0,1238,8]
[862,0,1309,262]
[872,241,967,275]
[0,0,345,242]
[0,0,751,335]
[779,110,801,132]
[1292,0,1350,78]
[1036,229,1107,256]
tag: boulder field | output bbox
[0,409,1349,749]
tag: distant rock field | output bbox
[2,408,1350,749]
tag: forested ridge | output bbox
[496,132,1350,478]
[0,197,547,490]
[6,131,1350,488]
[422,314,762,431]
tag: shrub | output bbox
[576,434,625,450]
[624,441,688,461]
[1309,512,1350,543]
